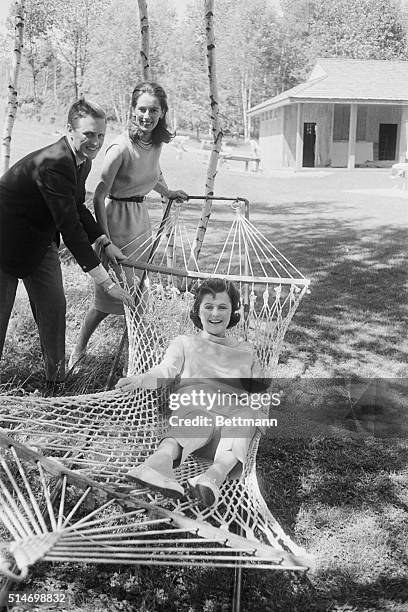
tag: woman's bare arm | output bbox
[93,146,123,237]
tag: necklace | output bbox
[136,137,153,150]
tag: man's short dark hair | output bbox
[67,97,106,127]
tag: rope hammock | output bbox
[0,196,313,589]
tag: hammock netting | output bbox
[0,197,313,589]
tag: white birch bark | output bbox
[190,0,223,265]
[247,80,252,139]
[137,0,151,80]
[1,0,25,175]
[135,0,172,261]
[241,74,248,140]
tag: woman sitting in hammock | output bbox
[116,278,270,507]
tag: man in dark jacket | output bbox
[0,98,133,388]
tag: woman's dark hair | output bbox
[189,278,241,330]
[128,81,174,146]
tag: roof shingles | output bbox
[249,58,408,114]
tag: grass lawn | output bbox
[1,118,408,611]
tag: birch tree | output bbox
[190,0,223,264]
[1,0,25,175]
[137,0,151,80]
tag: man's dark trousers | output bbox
[0,243,66,382]
[0,136,104,383]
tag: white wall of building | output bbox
[259,107,284,168]
[256,102,404,169]
[330,141,374,166]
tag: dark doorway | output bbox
[303,123,316,167]
[378,124,397,160]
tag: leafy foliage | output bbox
[3,0,408,135]
[307,0,408,60]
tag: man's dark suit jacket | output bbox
[0,136,103,278]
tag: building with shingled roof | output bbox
[248,58,408,170]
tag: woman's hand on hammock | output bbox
[116,375,143,391]
[104,243,128,265]
[168,189,189,203]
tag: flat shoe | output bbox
[126,464,184,500]
[188,474,220,508]
[68,349,87,370]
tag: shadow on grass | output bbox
[248,200,408,376]
[311,572,408,611]
[300,437,408,511]
[249,436,408,611]
[237,570,408,611]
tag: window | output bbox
[333,104,367,141]
[357,106,367,141]
[333,105,350,140]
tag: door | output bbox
[378,124,397,160]
[303,123,316,167]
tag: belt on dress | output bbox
[108,194,145,202]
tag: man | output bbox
[0,98,133,390]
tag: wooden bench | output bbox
[220,153,261,172]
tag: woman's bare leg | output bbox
[143,438,182,477]
[204,437,238,486]
[69,307,109,367]
[127,438,184,498]
[188,438,239,507]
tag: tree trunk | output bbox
[241,73,248,140]
[1,0,25,175]
[43,64,50,98]
[73,65,78,99]
[28,55,38,101]
[189,0,222,265]
[247,79,252,138]
[73,35,79,99]
[32,69,37,102]
[137,0,151,80]
[53,62,58,102]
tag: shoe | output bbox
[187,474,220,508]
[126,464,184,500]
[68,349,86,371]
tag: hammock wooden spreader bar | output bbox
[0,432,314,577]
[117,196,309,293]
[121,261,311,287]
